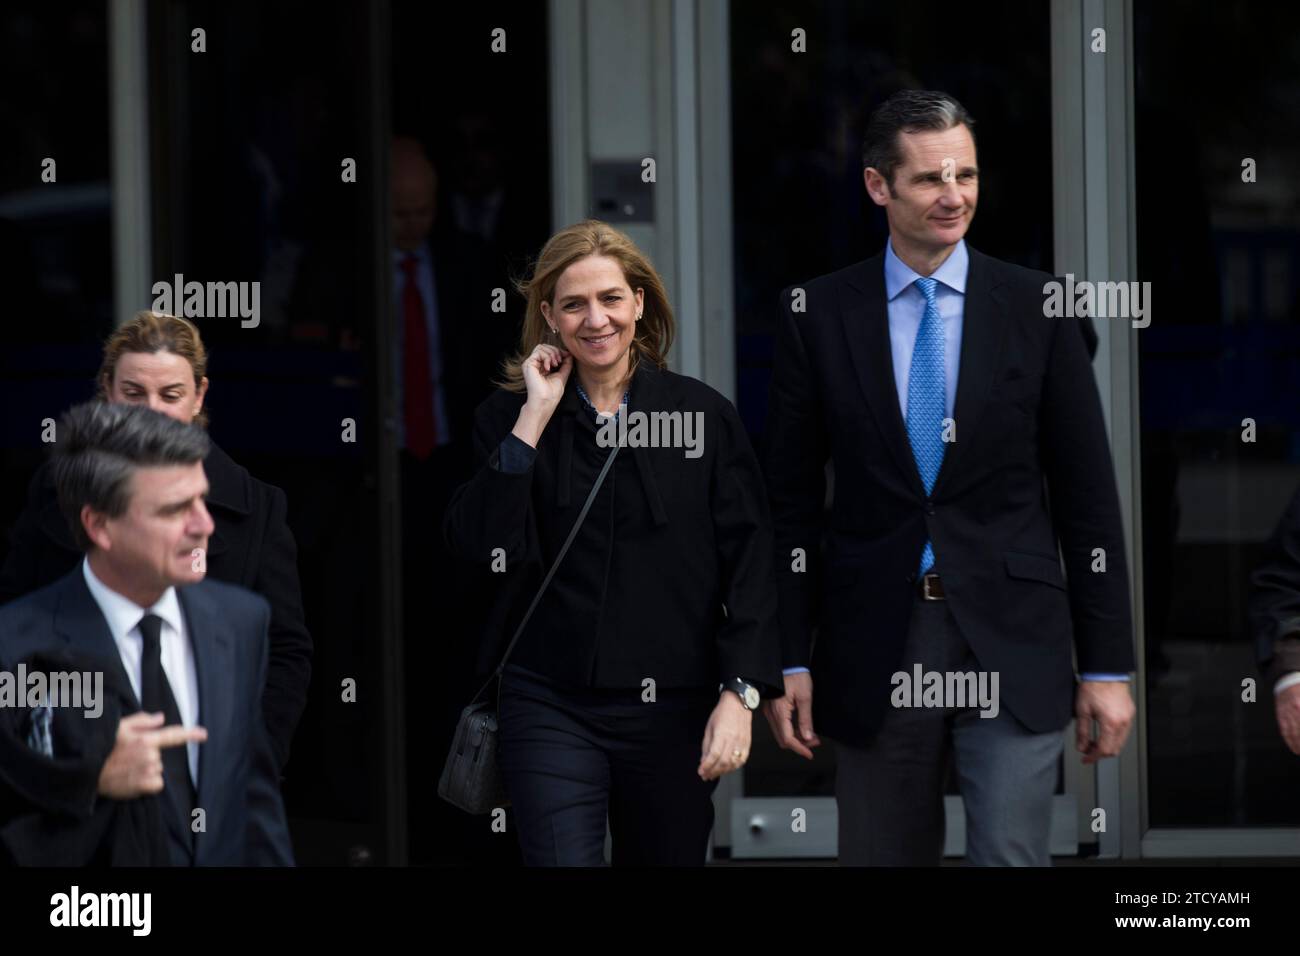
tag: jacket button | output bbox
[925,504,936,516]
[905,572,916,584]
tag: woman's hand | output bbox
[513,344,573,446]
[522,343,572,409]
[698,691,752,780]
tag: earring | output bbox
[549,326,557,333]
[635,312,642,321]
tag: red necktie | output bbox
[401,255,438,458]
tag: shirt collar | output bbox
[82,556,184,642]
[392,243,431,268]
[884,236,969,301]
[575,380,631,420]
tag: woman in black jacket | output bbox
[444,220,783,865]
[0,311,311,772]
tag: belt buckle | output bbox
[921,573,943,601]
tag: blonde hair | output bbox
[97,311,210,428]
[497,220,675,392]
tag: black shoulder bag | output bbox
[438,443,620,814]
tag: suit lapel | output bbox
[841,246,1012,499]
[930,247,1010,496]
[841,256,927,498]
[53,570,139,711]
[178,583,235,863]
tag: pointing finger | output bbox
[148,725,208,750]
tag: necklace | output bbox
[575,381,630,420]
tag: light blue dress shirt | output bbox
[782,239,1127,684]
[885,236,966,420]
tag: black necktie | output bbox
[137,614,197,821]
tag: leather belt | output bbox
[919,572,946,600]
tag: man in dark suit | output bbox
[1251,483,1300,754]
[0,402,293,865]
[762,90,1136,865]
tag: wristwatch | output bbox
[719,678,761,711]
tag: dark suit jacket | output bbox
[443,361,785,697]
[1251,482,1300,687]
[764,245,1135,746]
[0,568,294,865]
[0,440,311,770]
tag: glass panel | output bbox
[1135,0,1300,827]
[0,2,113,564]
[147,0,388,861]
[391,0,551,865]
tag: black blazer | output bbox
[0,568,294,865]
[1251,482,1300,687]
[0,441,311,770]
[443,361,784,697]
[764,245,1135,746]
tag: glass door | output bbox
[1134,0,1300,850]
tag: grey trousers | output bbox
[835,597,1064,866]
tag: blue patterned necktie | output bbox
[907,277,946,576]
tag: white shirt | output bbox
[82,558,200,785]
[1276,672,1300,696]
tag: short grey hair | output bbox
[862,90,976,194]
[52,401,211,552]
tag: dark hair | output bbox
[862,90,976,193]
[52,401,211,552]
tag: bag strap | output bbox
[469,442,620,705]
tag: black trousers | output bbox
[498,664,719,866]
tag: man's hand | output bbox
[698,691,753,781]
[1074,680,1134,764]
[1275,684,1300,755]
[97,711,207,799]
[762,671,821,760]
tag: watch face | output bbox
[743,685,760,709]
